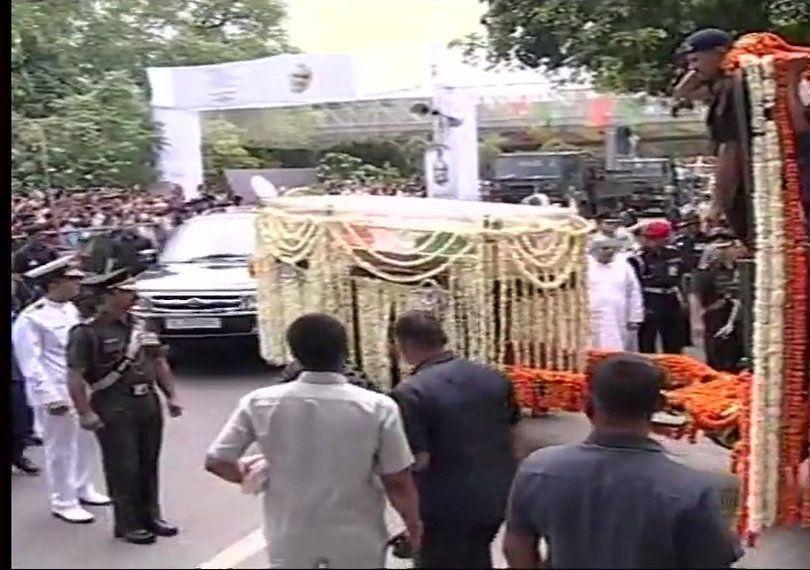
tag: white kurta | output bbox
[588,256,645,351]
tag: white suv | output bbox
[131,209,258,340]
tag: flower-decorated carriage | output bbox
[251,194,592,387]
[249,32,810,536]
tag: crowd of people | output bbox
[586,209,748,372]
[11,185,244,251]
[205,311,744,568]
[11,24,810,570]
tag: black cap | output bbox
[81,268,136,291]
[675,28,733,59]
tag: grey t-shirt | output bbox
[506,432,743,569]
[207,371,414,569]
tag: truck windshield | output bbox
[494,157,563,179]
[160,215,256,263]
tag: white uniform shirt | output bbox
[12,298,80,407]
[588,256,645,351]
[207,371,414,569]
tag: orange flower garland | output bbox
[721,32,810,531]
[773,55,810,526]
[733,372,753,538]
[507,351,749,442]
[722,32,810,81]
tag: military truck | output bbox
[486,151,589,207]
[607,158,679,218]
[486,152,678,218]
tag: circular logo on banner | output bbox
[289,63,313,93]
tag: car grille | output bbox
[148,295,244,314]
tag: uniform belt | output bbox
[130,383,151,396]
[643,286,679,294]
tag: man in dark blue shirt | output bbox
[504,353,742,569]
[390,310,519,569]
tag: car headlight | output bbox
[241,294,257,310]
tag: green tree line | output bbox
[11,0,291,192]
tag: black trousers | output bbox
[417,522,501,569]
[638,313,685,354]
[11,381,34,461]
[703,305,743,372]
[91,387,163,533]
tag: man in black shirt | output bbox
[390,311,519,569]
[672,29,752,244]
[629,221,687,354]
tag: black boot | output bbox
[146,518,179,537]
[12,456,40,475]
[115,528,157,545]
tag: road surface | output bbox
[11,343,810,569]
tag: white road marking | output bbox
[197,528,265,569]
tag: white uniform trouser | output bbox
[34,407,100,510]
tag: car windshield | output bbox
[160,215,256,263]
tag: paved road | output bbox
[11,344,810,569]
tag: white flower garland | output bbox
[742,54,787,534]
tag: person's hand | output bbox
[404,520,423,553]
[46,402,70,416]
[167,397,183,418]
[79,411,104,431]
[706,200,725,225]
[627,322,641,331]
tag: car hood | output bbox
[133,263,256,294]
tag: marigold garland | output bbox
[507,351,749,443]
[723,34,810,532]
[773,54,810,527]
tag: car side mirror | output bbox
[137,249,158,266]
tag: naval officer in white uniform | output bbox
[12,255,111,523]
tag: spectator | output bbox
[390,310,519,569]
[205,314,422,569]
[503,353,743,569]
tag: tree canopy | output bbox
[12,0,291,192]
[463,0,809,94]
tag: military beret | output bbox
[675,28,733,59]
[642,220,673,239]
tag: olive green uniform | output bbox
[67,315,165,534]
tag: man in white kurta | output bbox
[11,256,110,523]
[588,238,645,351]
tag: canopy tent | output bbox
[148,47,705,200]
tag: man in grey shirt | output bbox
[504,353,743,569]
[205,314,422,569]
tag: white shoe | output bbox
[78,488,112,506]
[52,505,95,524]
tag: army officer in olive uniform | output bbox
[67,269,183,545]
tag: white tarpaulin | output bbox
[147,54,357,199]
